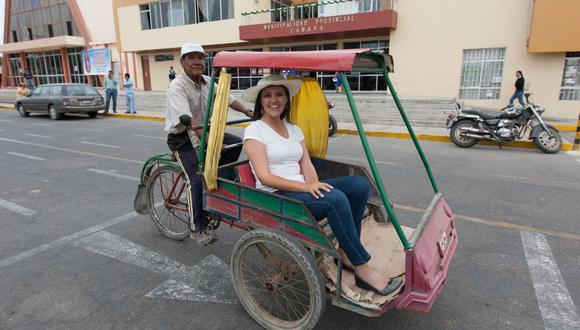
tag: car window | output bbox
[33,87,49,96]
[84,86,100,96]
[49,86,62,96]
[67,85,87,96]
[30,88,42,96]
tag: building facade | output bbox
[111,0,579,120]
[1,0,122,88]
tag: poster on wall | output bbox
[82,48,111,75]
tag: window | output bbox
[459,48,505,100]
[9,2,79,41]
[12,31,18,42]
[67,85,87,96]
[139,0,234,30]
[343,40,389,91]
[49,86,62,96]
[48,24,54,37]
[559,52,580,101]
[140,5,152,30]
[27,28,33,40]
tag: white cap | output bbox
[180,43,206,58]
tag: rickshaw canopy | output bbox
[212,49,394,73]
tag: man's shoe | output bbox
[124,111,131,114]
[191,229,217,246]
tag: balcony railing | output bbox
[241,0,397,25]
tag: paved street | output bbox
[0,111,579,329]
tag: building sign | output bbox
[82,48,111,75]
[240,10,397,42]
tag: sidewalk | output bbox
[0,101,574,151]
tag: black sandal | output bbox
[355,275,404,296]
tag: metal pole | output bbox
[382,69,440,194]
[340,72,410,250]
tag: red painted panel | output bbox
[206,195,239,218]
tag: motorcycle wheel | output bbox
[450,120,479,148]
[328,115,337,137]
[533,127,562,154]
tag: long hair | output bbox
[252,85,292,122]
[516,70,524,78]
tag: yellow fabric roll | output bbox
[289,78,329,158]
[204,71,232,190]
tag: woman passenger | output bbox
[242,75,402,295]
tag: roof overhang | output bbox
[0,36,86,53]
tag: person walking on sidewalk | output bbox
[123,73,136,114]
[168,66,176,84]
[104,70,119,113]
[164,42,253,246]
[508,70,525,107]
[23,69,35,90]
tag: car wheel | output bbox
[87,111,98,118]
[49,105,62,120]
[17,104,29,117]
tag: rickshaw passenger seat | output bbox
[235,163,256,188]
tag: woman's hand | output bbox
[303,182,333,199]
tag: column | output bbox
[60,48,71,83]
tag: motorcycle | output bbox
[445,93,562,154]
[328,100,338,137]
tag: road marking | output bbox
[32,123,54,127]
[0,199,37,216]
[394,203,580,241]
[0,137,141,164]
[134,134,165,140]
[72,231,238,304]
[6,151,46,161]
[489,174,580,188]
[75,128,103,132]
[24,133,52,139]
[329,155,398,166]
[0,211,139,268]
[521,231,580,330]
[0,119,14,122]
[86,168,139,182]
[81,141,121,149]
[566,151,580,156]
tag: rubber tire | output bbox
[48,105,62,120]
[328,115,337,137]
[450,120,479,148]
[87,111,98,118]
[146,166,190,240]
[17,103,29,117]
[533,127,562,154]
[231,229,326,330]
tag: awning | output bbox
[0,36,86,53]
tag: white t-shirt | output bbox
[243,120,305,192]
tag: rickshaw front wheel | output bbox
[231,229,325,330]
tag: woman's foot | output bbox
[338,248,355,270]
[354,263,402,295]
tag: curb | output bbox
[1,106,572,151]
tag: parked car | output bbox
[15,83,104,120]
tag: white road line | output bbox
[81,141,121,149]
[0,119,14,122]
[328,155,398,166]
[75,128,103,132]
[489,174,580,188]
[24,133,52,139]
[134,134,165,140]
[565,151,580,157]
[0,211,139,268]
[32,123,54,127]
[521,231,580,330]
[86,168,139,182]
[0,199,37,216]
[6,151,46,161]
[0,137,141,164]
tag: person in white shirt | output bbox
[243,75,403,296]
[165,42,252,246]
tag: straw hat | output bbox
[241,75,303,103]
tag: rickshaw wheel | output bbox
[231,229,325,330]
[147,166,190,240]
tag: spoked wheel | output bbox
[534,127,562,154]
[450,120,479,148]
[146,166,190,240]
[231,229,325,330]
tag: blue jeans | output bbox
[278,175,371,266]
[509,91,524,107]
[126,92,136,113]
[174,133,243,233]
[105,89,117,113]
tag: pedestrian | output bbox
[16,82,31,100]
[333,72,343,94]
[165,42,253,246]
[104,70,118,113]
[168,66,176,84]
[23,69,34,89]
[123,73,136,114]
[508,70,525,107]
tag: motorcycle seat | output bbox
[462,110,506,120]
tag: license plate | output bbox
[81,100,93,105]
[439,231,449,253]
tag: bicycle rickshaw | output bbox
[135,49,458,329]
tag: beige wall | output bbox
[528,0,580,52]
[389,0,579,120]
